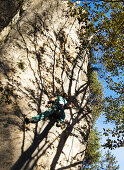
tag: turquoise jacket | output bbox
[53,96,67,123]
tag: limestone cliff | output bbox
[0,0,92,169]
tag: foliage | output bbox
[88,67,105,122]
[99,150,120,170]
[102,99,124,149]
[69,0,124,149]
[82,128,101,169]
[90,0,124,149]
[17,60,25,71]
[82,69,105,168]
[82,139,120,169]
[82,129,119,170]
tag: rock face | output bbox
[0,0,92,169]
[0,0,23,32]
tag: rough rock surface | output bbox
[0,0,92,169]
[0,0,23,32]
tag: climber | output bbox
[25,95,73,126]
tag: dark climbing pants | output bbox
[32,107,65,123]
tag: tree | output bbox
[90,0,124,149]
[88,69,104,122]
[82,128,101,170]
[82,131,120,170]
[99,150,120,170]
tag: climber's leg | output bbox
[32,108,53,122]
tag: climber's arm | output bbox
[50,97,57,101]
[48,96,57,104]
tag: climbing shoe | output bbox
[25,117,35,124]
[25,117,30,124]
